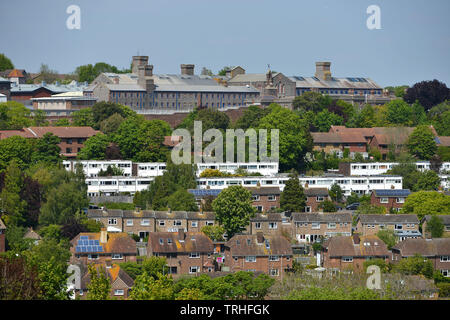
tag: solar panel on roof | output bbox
[98,246,103,252]
[94,240,100,245]
[294,76,305,81]
[87,245,93,252]
[80,236,89,240]
[76,246,82,253]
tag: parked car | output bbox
[345,202,360,210]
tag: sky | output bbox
[0,0,449,87]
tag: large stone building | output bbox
[85,56,260,112]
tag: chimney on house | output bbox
[315,62,332,81]
[177,229,185,241]
[352,234,360,245]
[180,64,195,76]
[132,56,149,74]
[100,228,108,244]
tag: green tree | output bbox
[0,101,33,130]
[130,272,174,300]
[329,183,343,203]
[0,160,26,225]
[166,189,198,211]
[394,254,434,279]
[425,215,445,238]
[217,66,232,76]
[401,191,450,220]
[212,185,255,239]
[292,91,330,113]
[319,200,337,212]
[33,110,49,126]
[233,105,271,130]
[53,118,71,126]
[258,104,312,171]
[201,225,226,242]
[363,258,389,273]
[313,109,344,132]
[0,53,14,71]
[86,264,111,300]
[31,133,61,165]
[356,203,386,215]
[386,99,413,125]
[414,170,441,191]
[376,229,396,250]
[39,182,89,226]
[77,133,110,160]
[280,171,306,212]
[0,136,34,171]
[99,113,124,135]
[71,108,95,127]
[407,125,438,160]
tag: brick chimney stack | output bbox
[181,64,195,75]
[315,62,332,81]
[100,228,108,244]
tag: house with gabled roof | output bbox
[70,228,137,266]
[292,212,352,243]
[76,263,134,299]
[370,189,411,212]
[322,234,390,272]
[355,214,420,241]
[391,238,450,277]
[223,232,293,278]
[147,230,215,276]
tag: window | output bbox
[159,238,164,245]
[126,220,133,226]
[380,197,389,203]
[395,224,403,230]
[245,256,256,262]
[191,221,198,228]
[269,256,279,261]
[66,148,72,153]
[173,220,182,226]
[441,270,449,277]
[441,256,449,262]
[268,195,276,201]
[328,223,336,229]
[255,222,262,229]
[189,266,200,274]
[189,252,200,258]
[141,219,150,226]
[311,222,320,229]
[108,218,117,225]
[206,221,214,226]
[167,238,173,244]
[252,195,260,201]
[342,257,353,262]
[396,197,405,203]
[112,253,123,260]
[159,221,165,226]
[269,222,278,229]
[316,196,325,202]
[269,269,279,276]
[88,254,99,260]
[79,289,84,296]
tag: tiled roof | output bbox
[311,132,366,144]
[244,186,281,195]
[23,228,42,240]
[422,215,450,225]
[80,264,134,290]
[437,136,450,147]
[71,232,137,255]
[392,238,450,256]
[358,214,419,224]
[251,213,282,222]
[8,69,24,78]
[26,126,99,138]
[292,212,352,223]
[304,188,329,197]
[148,231,214,253]
[323,235,390,257]
[372,189,411,197]
[225,233,292,257]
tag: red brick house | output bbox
[0,126,99,158]
[147,230,215,276]
[70,229,137,266]
[355,214,420,241]
[292,212,352,243]
[76,263,134,299]
[304,188,330,212]
[248,213,287,236]
[311,131,367,155]
[322,234,390,272]
[224,233,293,278]
[370,189,411,212]
[0,218,5,253]
[391,238,450,277]
[245,186,281,213]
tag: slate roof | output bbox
[304,188,329,197]
[311,132,367,144]
[292,212,352,223]
[225,233,292,257]
[358,214,419,224]
[422,215,450,225]
[251,213,282,222]
[0,127,99,140]
[392,238,450,257]
[244,186,281,195]
[323,235,390,257]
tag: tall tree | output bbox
[404,80,450,111]
[280,171,306,212]
[425,215,445,238]
[86,264,111,300]
[407,125,437,160]
[0,53,14,71]
[31,133,61,165]
[212,185,255,239]
[0,160,26,226]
